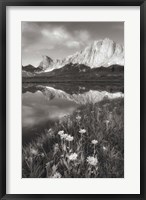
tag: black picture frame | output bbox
[0,0,145,199]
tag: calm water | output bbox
[22,83,124,145]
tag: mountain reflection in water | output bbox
[22,83,124,145]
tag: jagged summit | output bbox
[43,38,124,72]
[25,38,124,73]
[38,55,54,70]
[63,38,124,69]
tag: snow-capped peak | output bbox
[39,38,124,72]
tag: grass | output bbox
[22,97,124,178]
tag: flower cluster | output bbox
[66,135,74,142]
[68,153,78,161]
[58,130,74,142]
[61,134,68,140]
[58,130,64,136]
[87,156,98,166]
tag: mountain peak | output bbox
[37,38,124,72]
[42,55,53,61]
[63,38,124,69]
[38,55,53,70]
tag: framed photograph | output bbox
[0,0,145,199]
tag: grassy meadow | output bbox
[22,97,124,178]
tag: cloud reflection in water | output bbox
[22,91,78,128]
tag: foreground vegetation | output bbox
[22,98,124,178]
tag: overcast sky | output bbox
[22,22,124,67]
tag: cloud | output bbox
[75,30,90,42]
[22,23,91,52]
[41,26,71,42]
[41,26,84,49]
[65,41,81,48]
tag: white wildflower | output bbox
[58,130,64,136]
[41,153,45,157]
[30,148,38,156]
[68,153,78,161]
[87,156,98,166]
[103,146,107,151]
[61,133,68,139]
[79,129,86,134]
[76,115,81,121]
[91,140,98,145]
[66,135,74,142]
[52,172,62,178]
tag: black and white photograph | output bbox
[22,22,124,178]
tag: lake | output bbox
[22,82,124,145]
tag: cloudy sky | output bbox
[22,22,124,67]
